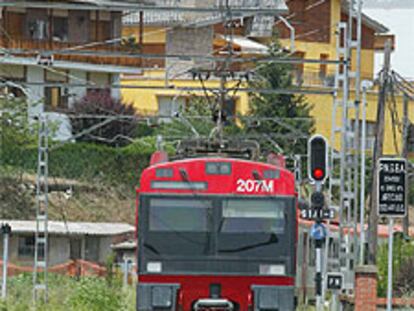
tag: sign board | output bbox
[327,273,343,290]
[301,208,335,220]
[378,158,407,217]
[37,54,54,66]
[310,223,327,241]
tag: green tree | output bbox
[0,98,37,218]
[245,36,315,156]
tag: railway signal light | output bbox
[308,135,328,183]
[311,191,325,209]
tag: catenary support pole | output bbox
[387,218,394,311]
[368,40,392,264]
[359,81,371,265]
[402,95,410,237]
[1,223,11,300]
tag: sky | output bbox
[363,0,414,79]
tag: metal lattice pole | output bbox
[323,0,363,302]
[33,114,49,304]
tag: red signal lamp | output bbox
[313,168,325,180]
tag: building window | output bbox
[52,17,68,42]
[45,87,67,111]
[28,20,49,40]
[319,53,329,79]
[0,84,25,98]
[85,236,100,262]
[18,236,35,258]
[293,51,305,86]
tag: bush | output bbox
[70,91,139,147]
[377,234,414,297]
[67,277,123,311]
[1,273,135,311]
[1,136,166,188]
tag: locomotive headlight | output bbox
[259,264,285,276]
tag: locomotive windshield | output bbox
[219,199,286,234]
[149,198,212,232]
[139,195,296,276]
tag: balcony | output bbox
[292,71,374,89]
[0,36,146,68]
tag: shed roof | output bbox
[0,220,134,236]
[123,0,288,26]
[342,1,389,33]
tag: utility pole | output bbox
[367,40,392,264]
[402,94,410,237]
[1,223,11,300]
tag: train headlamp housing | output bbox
[137,284,180,311]
[251,286,295,311]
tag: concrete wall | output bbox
[98,236,114,263]
[26,65,45,115]
[0,233,121,266]
[49,236,70,266]
[166,26,214,77]
[0,235,70,266]
[68,69,88,107]
[121,71,249,116]
[110,74,121,100]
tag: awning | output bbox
[216,35,269,55]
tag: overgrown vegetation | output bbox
[0,273,135,311]
[377,234,414,297]
[0,98,163,221]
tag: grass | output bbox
[0,273,135,311]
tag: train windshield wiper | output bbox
[144,243,161,255]
[218,233,278,253]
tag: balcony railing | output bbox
[292,71,374,89]
[0,37,147,68]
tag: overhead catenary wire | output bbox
[17,81,335,95]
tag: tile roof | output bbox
[123,0,288,26]
[0,220,134,236]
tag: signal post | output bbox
[303,135,332,311]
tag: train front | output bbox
[136,158,297,311]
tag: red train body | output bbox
[136,157,297,311]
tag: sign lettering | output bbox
[378,158,407,217]
[327,273,343,290]
[236,179,274,193]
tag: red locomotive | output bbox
[136,141,297,311]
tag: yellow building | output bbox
[121,0,408,155]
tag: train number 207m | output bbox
[236,179,274,193]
